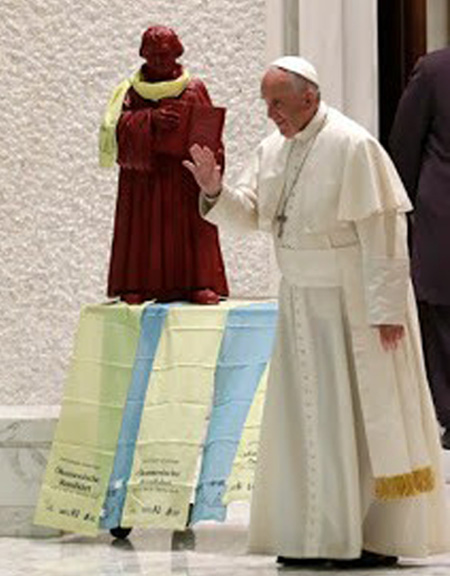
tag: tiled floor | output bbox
[2,503,450,576]
[1,524,450,576]
[2,455,450,576]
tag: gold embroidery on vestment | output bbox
[374,466,435,500]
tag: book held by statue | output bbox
[154,102,226,156]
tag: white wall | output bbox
[0,0,275,405]
[296,0,379,136]
[427,0,450,52]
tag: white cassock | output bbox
[201,101,450,559]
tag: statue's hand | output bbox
[377,324,405,351]
[183,144,222,197]
[152,105,181,131]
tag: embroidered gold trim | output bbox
[374,466,435,500]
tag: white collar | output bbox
[292,101,328,144]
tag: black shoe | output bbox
[441,429,450,450]
[171,527,196,551]
[333,550,398,569]
[277,556,330,567]
[109,525,132,540]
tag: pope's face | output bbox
[261,68,316,138]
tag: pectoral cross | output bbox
[276,213,288,238]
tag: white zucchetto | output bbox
[271,56,319,86]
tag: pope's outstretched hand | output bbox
[183,144,223,198]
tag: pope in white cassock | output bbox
[184,57,450,569]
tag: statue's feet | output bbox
[120,290,221,305]
[121,293,145,305]
[190,289,220,305]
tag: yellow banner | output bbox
[121,305,228,530]
[223,365,269,505]
[34,304,144,535]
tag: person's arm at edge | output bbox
[389,57,433,205]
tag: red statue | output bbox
[101,25,229,305]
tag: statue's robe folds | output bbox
[107,77,228,302]
[201,102,450,558]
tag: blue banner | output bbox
[100,304,169,529]
[191,302,277,524]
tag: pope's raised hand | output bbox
[183,144,222,197]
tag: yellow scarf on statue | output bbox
[99,69,191,168]
[131,69,190,100]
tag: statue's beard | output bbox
[142,62,181,82]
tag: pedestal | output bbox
[0,406,61,537]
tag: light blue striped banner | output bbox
[190,302,277,524]
[100,304,169,529]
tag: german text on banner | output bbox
[120,305,229,530]
[191,302,277,524]
[34,304,144,535]
[100,304,169,529]
[223,364,269,505]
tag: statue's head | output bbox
[139,25,184,78]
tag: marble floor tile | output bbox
[1,448,450,575]
[1,519,450,576]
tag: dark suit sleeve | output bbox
[389,58,433,204]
